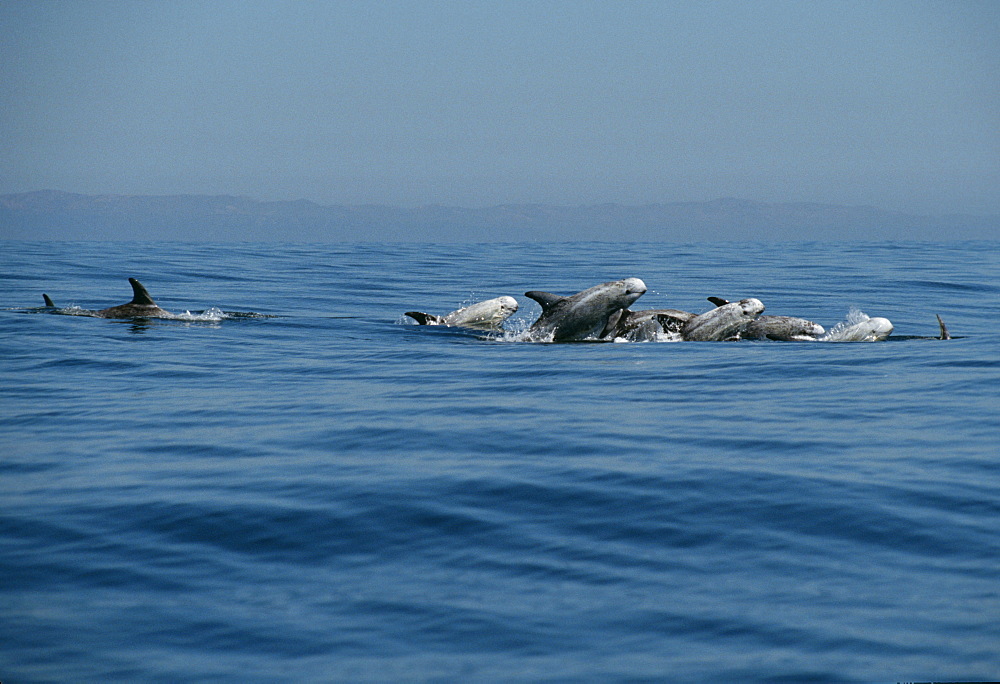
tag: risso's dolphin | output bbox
[707,297,825,341]
[682,298,764,341]
[87,278,174,318]
[41,278,172,318]
[936,315,951,340]
[405,296,518,331]
[819,310,893,342]
[886,315,958,340]
[525,278,647,341]
[600,308,695,341]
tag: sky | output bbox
[2,0,998,215]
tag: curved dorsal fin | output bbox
[43,293,55,307]
[128,278,156,306]
[707,297,729,307]
[936,314,951,340]
[524,291,565,311]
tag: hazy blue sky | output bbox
[2,0,998,214]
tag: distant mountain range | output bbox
[1,190,995,241]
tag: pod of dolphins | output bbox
[405,277,953,343]
[36,276,951,343]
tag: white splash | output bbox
[819,307,893,342]
[173,307,228,322]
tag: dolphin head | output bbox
[866,317,894,341]
[738,298,765,317]
[497,296,519,317]
[619,278,647,307]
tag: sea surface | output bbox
[1,240,998,683]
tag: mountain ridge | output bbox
[2,190,995,241]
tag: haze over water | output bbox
[3,1,998,222]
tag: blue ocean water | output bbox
[1,240,998,683]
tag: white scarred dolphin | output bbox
[405,296,519,331]
[820,315,894,342]
[525,278,647,342]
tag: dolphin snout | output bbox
[623,278,647,295]
[869,317,894,336]
[740,298,765,316]
[498,296,519,313]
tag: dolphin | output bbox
[871,315,956,341]
[682,298,765,341]
[819,311,893,342]
[707,297,825,341]
[600,308,695,341]
[936,314,951,340]
[525,278,647,341]
[42,293,56,307]
[405,296,518,331]
[91,278,174,319]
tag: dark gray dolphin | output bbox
[40,279,173,318]
[882,315,957,341]
[45,279,168,315]
[526,278,647,341]
[92,278,173,318]
[937,315,951,340]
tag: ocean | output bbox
[1,240,998,683]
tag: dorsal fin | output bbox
[404,311,445,325]
[524,291,565,311]
[936,314,951,340]
[43,293,55,307]
[128,278,156,306]
[707,297,729,307]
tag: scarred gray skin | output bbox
[743,316,825,341]
[95,278,173,318]
[707,297,824,341]
[526,278,647,341]
[44,278,174,318]
[708,297,826,342]
[600,308,695,341]
[819,316,893,342]
[405,296,519,331]
[682,298,765,341]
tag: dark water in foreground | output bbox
[2,240,998,682]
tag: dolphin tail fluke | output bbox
[127,278,156,306]
[404,311,445,325]
[707,297,729,307]
[936,314,951,340]
[43,293,55,307]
